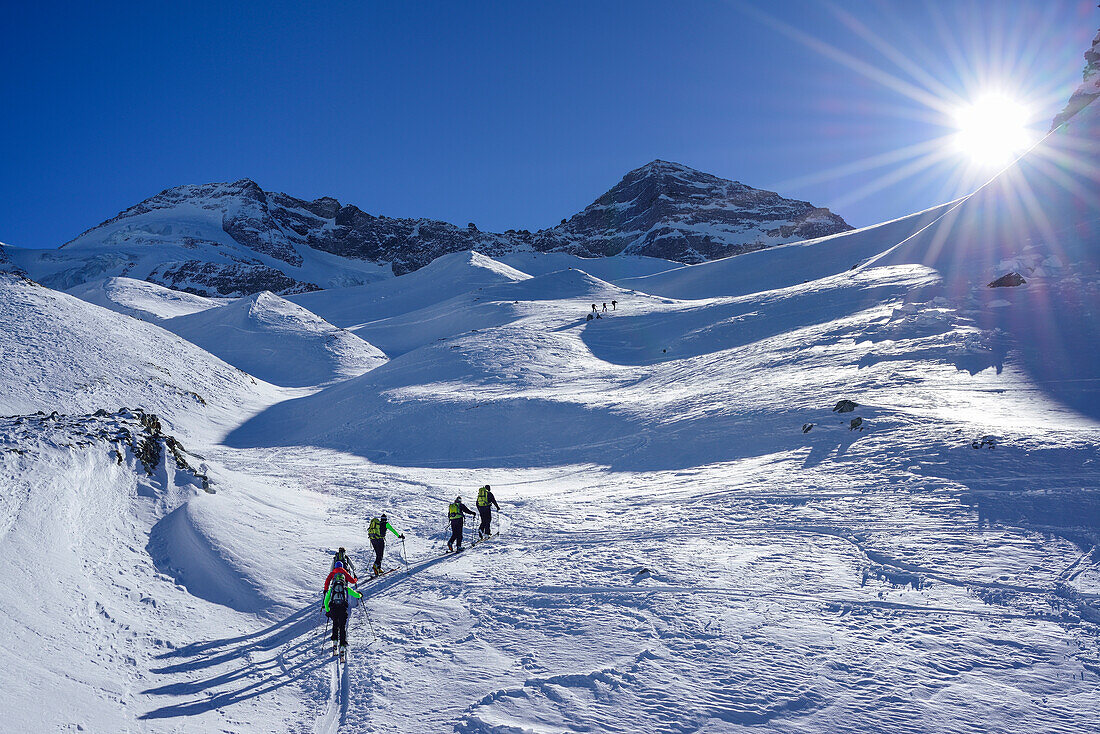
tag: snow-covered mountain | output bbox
[0,161,849,297]
[2,28,1100,734]
[0,271,276,439]
[537,159,850,261]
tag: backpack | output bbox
[448,502,460,520]
[477,487,489,507]
[330,573,348,608]
[368,517,381,539]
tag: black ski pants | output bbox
[448,518,464,549]
[370,537,385,571]
[330,605,348,646]
[478,505,492,537]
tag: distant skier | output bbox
[447,496,477,552]
[475,484,500,539]
[602,302,607,313]
[586,312,594,321]
[591,304,598,314]
[368,512,404,576]
[323,561,362,657]
[611,300,617,311]
[331,547,357,583]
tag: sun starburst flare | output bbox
[952,93,1035,169]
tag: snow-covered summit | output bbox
[3,161,850,297]
[539,160,852,262]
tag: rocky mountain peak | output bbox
[31,160,853,296]
[545,159,851,262]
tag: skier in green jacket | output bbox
[476,485,500,539]
[447,497,476,552]
[324,562,363,656]
[368,513,404,576]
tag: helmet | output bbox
[455,496,461,502]
[337,547,345,553]
[381,512,388,519]
[484,485,490,491]
[334,561,343,569]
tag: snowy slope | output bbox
[0,272,275,440]
[2,32,1100,734]
[289,250,531,330]
[497,250,682,280]
[68,276,222,321]
[162,291,387,387]
[616,200,957,300]
[865,96,1100,419]
[211,60,1100,731]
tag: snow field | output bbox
[2,82,1100,733]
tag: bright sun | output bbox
[952,93,1033,168]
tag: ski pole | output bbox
[362,603,377,641]
[401,537,410,573]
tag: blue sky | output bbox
[1,1,1095,248]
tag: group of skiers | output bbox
[586,301,617,321]
[320,485,501,656]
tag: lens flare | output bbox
[952,94,1034,168]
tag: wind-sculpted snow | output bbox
[0,409,260,731]
[162,291,387,387]
[497,251,681,280]
[68,276,222,321]
[616,201,956,300]
[290,250,531,330]
[228,264,1023,473]
[0,272,276,440]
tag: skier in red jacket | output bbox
[324,561,358,592]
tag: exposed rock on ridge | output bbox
[30,160,851,293]
[1051,27,1100,129]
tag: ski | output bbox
[470,532,498,547]
[364,566,400,582]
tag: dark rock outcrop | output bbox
[146,260,321,297]
[988,272,1026,288]
[0,407,211,490]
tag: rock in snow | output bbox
[988,272,1027,288]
